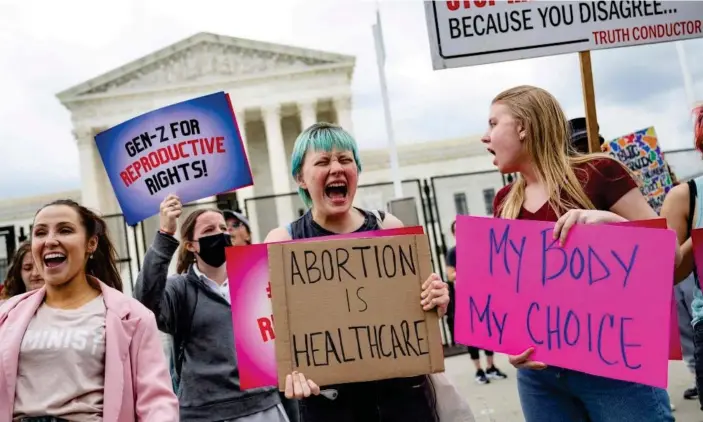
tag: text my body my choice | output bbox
[466,223,647,372]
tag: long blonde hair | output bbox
[494,85,626,219]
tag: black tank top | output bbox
[287,208,386,240]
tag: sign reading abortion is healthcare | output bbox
[95,92,252,225]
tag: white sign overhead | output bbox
[425,0,703,70]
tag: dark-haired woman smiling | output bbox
[0,199,178,421]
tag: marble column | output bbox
[262,104,296,228]
[298,99,318,131]
[233,108,260,242]
[333,96,354,136]
[74,128,102,211]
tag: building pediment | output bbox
[57,32,354,101]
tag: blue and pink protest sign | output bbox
[454,215,676,388]
[95,91,252,225]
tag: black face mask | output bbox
[196,233,232,268]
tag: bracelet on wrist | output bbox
[160,229,176,236]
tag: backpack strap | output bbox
[688,179,697,239]
[688,179,700,288]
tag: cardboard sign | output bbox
[227,226,426,390]
[424,1,703,70]
[603,127,673,213]
[95,91,253,225]
[455,216,676,388]
[268,235,445,389]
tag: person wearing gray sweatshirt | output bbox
[133,194,288,422]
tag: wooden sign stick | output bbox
[579,51,601,154]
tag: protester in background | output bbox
[0,199,178,421]
[487,85,674,421]
[265,122,450,422]
[661,105,703,411]
[0,240,44,305]
[567,117,605,155]
[224,209,252,245]
[663,163,695,408]
[660,159,698,403]
[446,220,507,385]
[134,198,290,422]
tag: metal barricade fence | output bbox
[102,213,135,293]
[662,148,699,181]
[428,170,506,270]
[0,258,7,288]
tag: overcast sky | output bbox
[1,0,702,200]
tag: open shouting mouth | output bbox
[325,181,348,205]
[44,252,67,269]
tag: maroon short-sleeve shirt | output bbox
[493,158,638,222]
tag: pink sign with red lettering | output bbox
[227,226,426,390]
[454,216,676,388]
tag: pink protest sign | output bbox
[227,226,426,390]
[454,216,676,388]
[611,218,681,361]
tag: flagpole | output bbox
[675,41,696,119]
[373,6,403,199]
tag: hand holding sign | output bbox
[552,209,623,246]
[284,372,321,400]
[159,194,182,235]
[96,92,253,225]
[455,216,676,388]
[421,273,450,316]
[508,347,547,371]
[281,268,450,397]
[269,235,445,389]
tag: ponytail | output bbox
[176,247,195,274]
[85,217,123,292]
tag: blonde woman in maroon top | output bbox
[484,85,676,421]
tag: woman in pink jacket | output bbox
[0,199,179,422]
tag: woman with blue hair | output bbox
[265,122,450,422]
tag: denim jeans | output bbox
[517,367,673,422]
[693,320,703,410]
[677,272,697,373]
